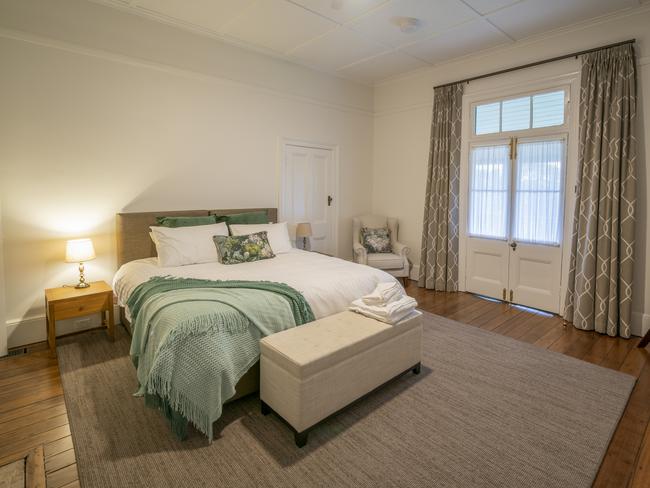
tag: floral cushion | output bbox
[361,227,392,253]
[213,231,275,265]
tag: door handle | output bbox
[327,195,333,206]
[509,241,517,250]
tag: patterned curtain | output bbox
[418,83,464,291]
[564,44,637,338]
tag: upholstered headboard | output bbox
[115,208,278,267]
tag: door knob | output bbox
[509,241,517,250]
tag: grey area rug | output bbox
[57,312,635,488]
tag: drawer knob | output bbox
[78,306,84,311]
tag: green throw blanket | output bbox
[126,276,315,440]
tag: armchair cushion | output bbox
[361,227,392,253]
[367,253,404,270]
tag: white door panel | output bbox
[309,149,331,252]
[281,144,335,255]
[465,141,511,301]
[508,243,561,313]
[466,238,509,300]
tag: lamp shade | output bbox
[295,222,312,238]
[65,238,96,263]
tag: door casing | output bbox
[278,138,339,257]
[458,71,580,316]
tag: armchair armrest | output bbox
[392,241,410,257]
[353,242,367,265]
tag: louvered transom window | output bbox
[474,90,566,136]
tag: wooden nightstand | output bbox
[45,281,114,353]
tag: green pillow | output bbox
[155,215,216,227]
[213,231,275,265]
[214,211,269,225]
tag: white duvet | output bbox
[113,249,400,320]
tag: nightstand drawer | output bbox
[52,293,110,321]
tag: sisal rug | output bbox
[57,312,635,488]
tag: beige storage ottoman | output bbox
[260,310,422,447]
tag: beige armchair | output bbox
[353,215,410,284]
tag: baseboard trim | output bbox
[6,305,122,348]
[632,311,650,338]
[5,304,647,346]
[410,264,420,281]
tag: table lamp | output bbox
[295,222,312,250]
[65,238,96,288]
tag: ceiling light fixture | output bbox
[391,16,421,33]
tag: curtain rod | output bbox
[433,39,636,91]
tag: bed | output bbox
[113,208,400,436]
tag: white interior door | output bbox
[281,144,336,255]
[465,136,566,313]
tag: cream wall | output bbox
[0,0,374,347]
[372,6,650,336]
[0,201,6,356]
[2,1,649,349]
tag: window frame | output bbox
[471,87,570,139]
[466,86,570,248]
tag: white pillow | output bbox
[229,222,293,254]
[150,222,229,267]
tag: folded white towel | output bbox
[362,281,403,306]
[349,295,418,325]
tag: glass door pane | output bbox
[511,138,565,245]
[468,143,510,240]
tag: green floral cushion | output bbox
[155,215,217,227]
[362,227,392,253]
[213,231,275,265]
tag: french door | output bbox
[465,135,566,313]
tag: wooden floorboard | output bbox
[0,282,647,487]
[0,350,77,488]
[630,420,650,488]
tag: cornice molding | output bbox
[0,24,647,120]
[374,56,650,118]
[374,44,650,117]
[376,3,650,88]
[0,27,374,117]
[87,0,374,89]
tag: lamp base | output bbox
[75,262,90,289]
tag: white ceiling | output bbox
[93,0,642,84]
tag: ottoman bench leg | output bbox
[412,362,421,375]
[261,400,272,416]
[294,430,308,448]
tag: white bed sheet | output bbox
[113,249,400,320]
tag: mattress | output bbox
[113,249,400,320]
